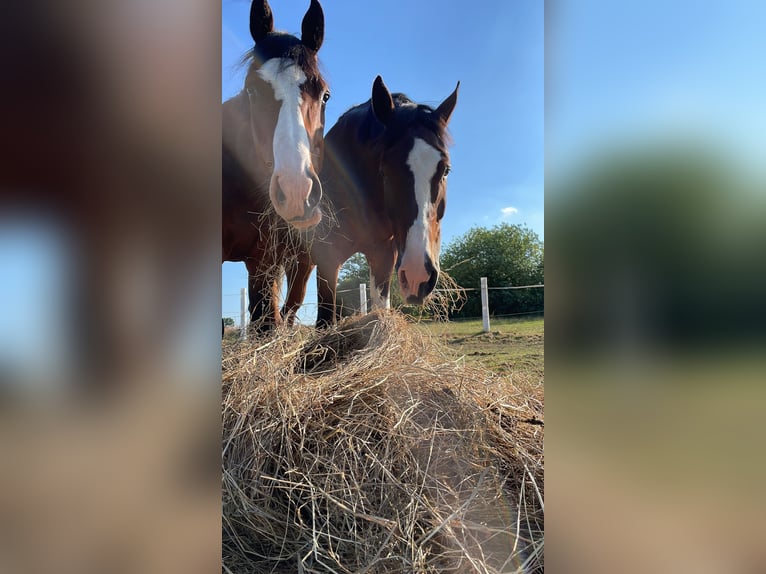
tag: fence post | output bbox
[359,283,368,315]
[480,277,490,333]
[240,287,247,340]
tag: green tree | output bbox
[548,144,766,351]
[441,223,544,319]
[335,253,369,316]
[336,253,405,315]
[222,317,235,327]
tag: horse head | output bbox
[244,0,329,229]
[370,75,459,304]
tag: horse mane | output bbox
[338,92,453,151]
[240,32,325,98]
[387,94,453,147]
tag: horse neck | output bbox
[323,120,385,219]
[223,93,254,155]
[222,92,270,195]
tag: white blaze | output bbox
[257,59,312,183]
[401,138,441,275]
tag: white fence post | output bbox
[240,287,247,340]
[480,277,490,333]
[359,283,368,315]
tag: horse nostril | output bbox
[418,256,439,300]
[274,181,287,207]
[424,255,435,277]
[419,267,438,300]
[306,175,321,210]
[399,270,409,290]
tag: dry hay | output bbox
[248,206,315,284]
[222,311,544,573]
[410,270,467,322]
[244,195,341,324]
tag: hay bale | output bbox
[222,311,544,573]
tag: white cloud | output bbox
[501,206,519,217]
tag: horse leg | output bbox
[268,270,284,329]
[246,269,267,333]
[246,260,280,334]
[315,262,340,329]
[311,235,355,328]
[281,252,315,326]
[366,248,396,311]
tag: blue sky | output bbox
[549,0,766,174]
[222,0,545,324]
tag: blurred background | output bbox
[546,1,766,572]
[0,1,221,572]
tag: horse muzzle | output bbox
[270,170,322,229]
[398,253,438,305]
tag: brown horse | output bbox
[285,75,459,327]
[222,0,329,333]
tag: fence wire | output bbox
[224,283,544,326]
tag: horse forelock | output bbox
[361,94,452,153]
[242,33,326,98]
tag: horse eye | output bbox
[443,166,451,179]
[322,91,331,103]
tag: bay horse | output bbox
[222,0,329,333]
[285,75,459,327]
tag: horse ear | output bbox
[301,0,324,52]
[371,75,394,126]
[250,0,274,44]
[435,81,460,125]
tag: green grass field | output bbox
[418,315,544,382]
